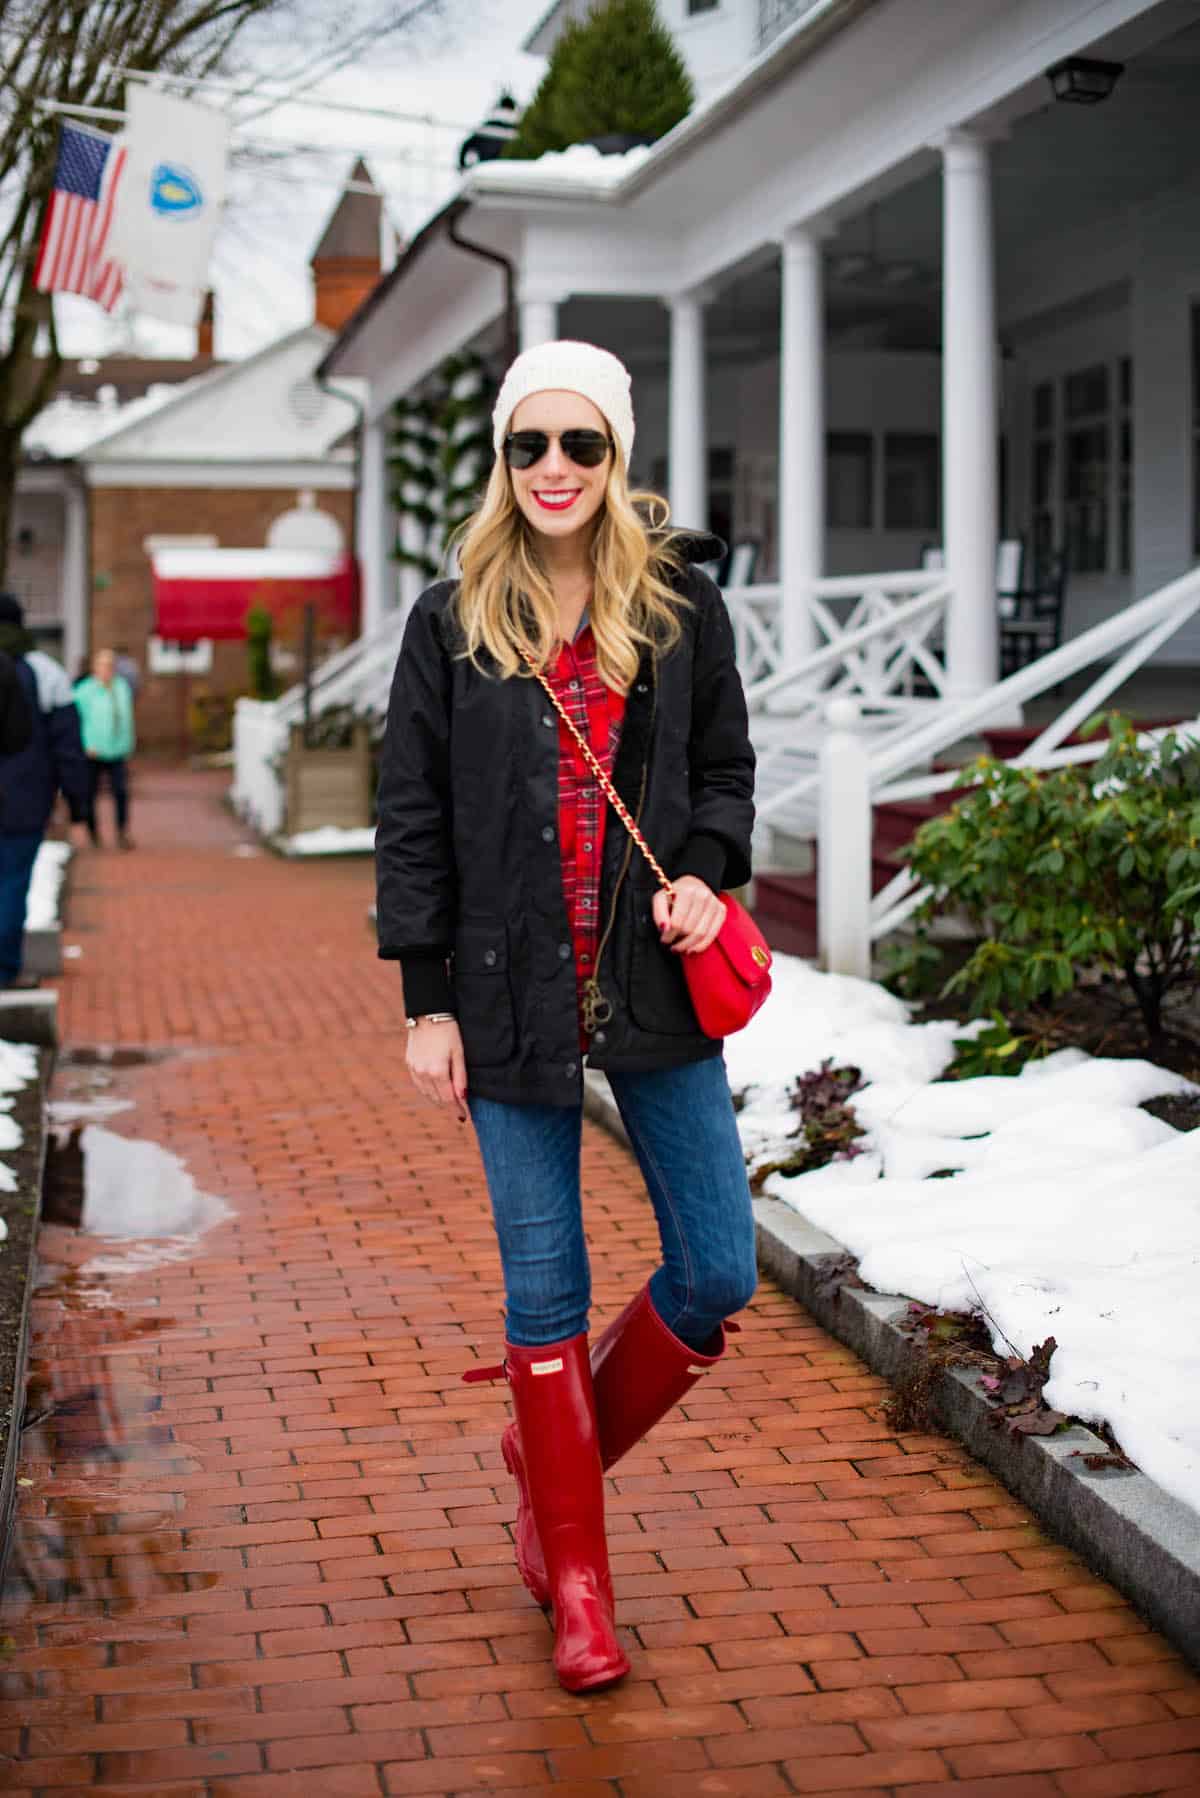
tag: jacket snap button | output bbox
[565,1062,577,1077]
[557,942,571,960]
[636,682,648,693]
[541,825,555,842]
[484,948,497,967]
[594,1030,607,1046]
[542,713,554,727]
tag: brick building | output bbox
[14,165,383,749]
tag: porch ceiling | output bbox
[829,12,1200,335]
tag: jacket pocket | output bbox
[453,924,516,1067]
[627,902,700,1038]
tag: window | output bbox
[826,432,873,529]
[1193,307,1200,557]
[883,433,939,532]
[707,445,735,546]
[1118,358,1132,575]
[687,0,719,12]
[1032,381,1056,570]
[1064,362,1109,574]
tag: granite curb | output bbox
[0,1052,52,1592]
[582,1067,1200,1674]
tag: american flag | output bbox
[34,123,127,311]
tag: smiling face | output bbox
[507,391,612,546]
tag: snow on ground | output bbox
[283,826,376,856]
[0,1042,41,1213]
[726,955,1200,1516]
[25,841,71,932]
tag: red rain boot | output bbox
[504,1335,629,1694]
[500,1286,738,1609]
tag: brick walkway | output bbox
[0,765,1197,1796]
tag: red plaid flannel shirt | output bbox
[547,625,626,1036]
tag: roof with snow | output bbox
[24,326,362,466]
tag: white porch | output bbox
[293,0,1200,966]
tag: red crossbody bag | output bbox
[527,659,773,1039]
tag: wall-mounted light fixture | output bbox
[1046,55,1124,105]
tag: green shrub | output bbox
[245,606,277,701]
[506,0,694,161]
[903,715,1200,1047]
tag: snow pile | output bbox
[25,840,72,932]
[0,1041,41,1208]
[469,141,652,193]
[728,957,1200,1516]
[284,826,375,856]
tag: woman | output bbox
[376,341,758,1694]
[74,648,136,849]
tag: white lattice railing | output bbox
[815,563,1200,976]
[730,572,951,847]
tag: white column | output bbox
[356,415,396,639]
[62,478,89,676]
[667,291,708,526]
[519,296,558,351]
[942,129,999,698]
[779,224,825,666]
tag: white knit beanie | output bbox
[492,340,635,467]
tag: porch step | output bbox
[871,795,958,858]
[978,717,1186,759]
[754,786,963,959]
[754,851,904,961]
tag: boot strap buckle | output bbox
[462,1362,506,1384]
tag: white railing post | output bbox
[818,697,872,979]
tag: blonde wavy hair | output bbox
[452,440,688,693]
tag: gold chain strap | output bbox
[522,652,675,897]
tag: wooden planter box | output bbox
[284,722,372,836]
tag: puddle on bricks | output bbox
[0,1052,235,1638]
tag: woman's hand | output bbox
[653,875,725,956]
[406,1017,468,1122]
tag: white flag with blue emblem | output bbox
[110,85,228,324]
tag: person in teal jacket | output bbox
[74,648,136,850]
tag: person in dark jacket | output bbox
[376,342,758,1696]
[0,595,90,987]
[0,650,33,761]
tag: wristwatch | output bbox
[405,1012,456,1029]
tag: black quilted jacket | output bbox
[375,543,756,1106]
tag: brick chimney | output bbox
[310,159,384,332]
[197,289,215,357]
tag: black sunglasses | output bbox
[503,428,613,470]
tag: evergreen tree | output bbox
[507,0,694,161]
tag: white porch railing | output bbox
[815,562,1200,976]
[731,571,952,848]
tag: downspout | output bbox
[447,206,519,368]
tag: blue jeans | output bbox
[0,831,43,985]
[469,1057,758,1351]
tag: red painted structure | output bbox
[151,547,358,643]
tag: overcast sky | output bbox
[53,0,552,363]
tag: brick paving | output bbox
[0,763,1197,1796]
